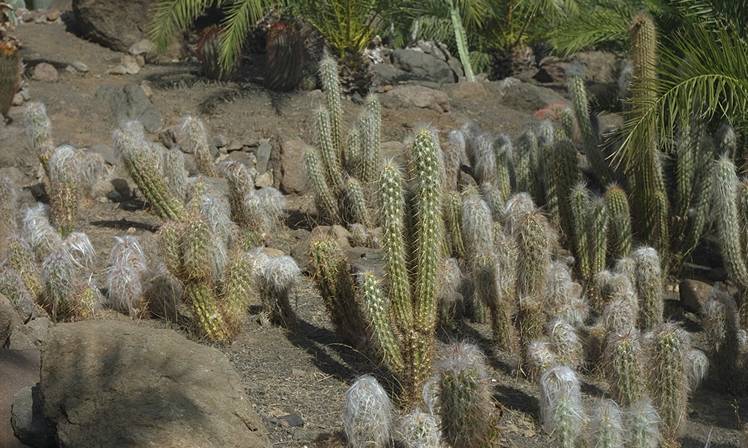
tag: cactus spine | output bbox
[568,75,611,184]
[589,197,609,279]
[319,54,344,158]
[343,177,371,227]
[632,247,663,330]
[539,366,585,448]
[569,183,591,280]
[443,191,465,258]
[604,185,632,260]
[624,398,661,448]
[604,330,645,406]
[589,399,624,448]
[304,148,341,224]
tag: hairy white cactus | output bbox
[397,409,442,448]
[539,365,586,448]
[106,236,148,316]
[624,398,661,448]
[589,399,624,448]
[548,319,583,369]
[343,375,393,448]
[22,204,62,259]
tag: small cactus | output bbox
[701,294,740,389]
[22,204,62,260]
[437,343,493,448]
[304,148,341,224]
[589,197,609,279]
[539,365,586,448]
[106,236,148,317]
[604,329,645,406]
[47,145,82,235]
[685,349,708,390]
[569,182,591,280]
[632,247,663,330]
[176,115,218,177]
[605,184,633,260]
[588,399,624,448]
[258,254,301,326]
[343,177,371,227]
[527,340,558,379]
[358,95,383,184]
[568,75,611,184]
[343,375,393,448]
[550,138,580,242]
[397,409,442,448]
[548,319,583,370]
[24,102,55,170]
[624,398,661,448]
[6,237,42,300]
[494,135,513,202]
[221,250,256,333]
[515,211,551,298]
[472,134,496,184]
[443,190,465,258]
[0,176,18,244]
[543,262,588,328]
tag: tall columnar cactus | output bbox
[604,330,645,406]
[550,138,581,242]
[304,148,341,224]
[359,95,383,184]
[319,53,344,158]
[461,190,493,322]
[437,343,493,448]
[343,375,393,448]
[645,323,690,446]
[624,398,661,448]
[539,365,586,448]
[472,134,496,185]
[632,247,663,330]
[515,210,551,298]
[114,123,186,221]
[343,177,371,227]
[569,182,591,280]
[47,145,82,236]
[589,399,624,448]
[702,295,741,389]
[629,13,669,261]
[568,75,611,184]
[487,225,518,352]
[447,0,475,82]
[712,156,748,321]
[24,102,55,171]
[494,135,513,202]
[604,184,633,260]
[589,197,609,280]
[443,191,465,258]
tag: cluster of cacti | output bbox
[310,128,443,402]
[304,53,382,235]
[701,288,747,391]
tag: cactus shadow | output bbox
[681,437,738,448]
[90,219,159,233]
[494,384,539,417]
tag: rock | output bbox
[41,320,270,447]
[535,51,620,84]
[31,63,58,82]
[23,317,50,348]
[7,328,35,350]
[382,85,449,113]
[370,63,407,86]
[0,294,20,346]
[120,55,141,74]
[12,92,23,106]
[276,414,304,428]
[679,279,714,315]
[310,225,351,250]
[447,80,489,102]
[11,384,55,448]
[279,139,309,194]
[596,112,624,138]
[0,349,41,448]
[94,84,162,132]
[497,78,566,113]
[107,64,129,75]
[255,139,272,174]
[45,9,60,21]
[255,171,273,188]
[390,48,457,84]
[129,38,156,56]
[72,0,155,52]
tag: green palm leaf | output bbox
[149,0,217,50]
[218,0,270,71]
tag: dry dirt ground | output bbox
[1,8,746,448]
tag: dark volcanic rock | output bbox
[73,0,154,52]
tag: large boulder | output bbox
[40,320,270,448]
[73,0,155,52]
[94,84,162,132]
[382,85,450,113]
[373,42,462,86]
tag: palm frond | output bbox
[615,24,748,168]
[672,0,748,35]
[149,0,216,50]
[218,0,268,71]
[545,5,633,55]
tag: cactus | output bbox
[589,399,624,448]
[319,53,344,158]
[305,148,341,224]
[24,102,55,171]
[589,197,609,278]
[41,247,78,320]
[515,211,551,298]
[559,108,576,141]
[645,323,690,445]
[569,182,591,280]
[114,123,186,221]
[685,349,708,390]
[220,250,254,331]
[486,227,518,351]
[343,177,371,227]
[443,191,465,258]
[106,236,148,317]
[493,135,513,202]
[604,185,632,260]
[6,237,42,300]
[472,134,496,184]
[568,75,611,184]
[548,319,583,369]
[162,149,190,202]
[461,190,494,322]
[359,95,382,184]
[604,330,645,406]
[539,365,586,448]
[543,262,588,328]
[47,145,82,235]
[0,176,17,244]
[397,409,441,448]
[345,126,362,177]
[550,138,580,242]
[624,398,661,448]
[437,343,493,448]
[602,296,638,336]
[176,115,217,177]
[632,247,663,330]
[22,204,62,260]
[343,375,393,448]
[702,295,741,389]
[527,340,558,379]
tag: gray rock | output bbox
[279,139,309,194]
[390,48,457,84]
[382,85,450,113]
[31,63,58,82]
[94,84,162,132]
[129,38,156,56]
[11,384,55,448]
[72,0,155,52]
[679,279,714,315]
[71,61,89,73]
[11,92,23,106]
[23,317,49,348]
[255,139,272,174]
[41,320,270,447]
[254,171,273,188]
[535,51,620,85]
[0,349,41,448]
[497,78,566,113]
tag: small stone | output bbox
[107,64,129,75]
[20,88,31,100]
[121,55,141,74]
[136,55,145,67]
[213,134,228,149]
[228,140,244,151]
[255,139,272,173]
[129,39,156,56]
[278,414,304,428]
[255,171,273,188]
[32,63,58,82]
[46,9,61,21]
[71,61,89,73]
[12,92,24,106]
[22,11,34,22]
[34,15,45,24]
[140,81,153,98]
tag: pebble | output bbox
[140,81,153,98]
[32,63,58,82]
[255,171,273,188]
[128,39,156,56]
[71,61,89,73]
[277,414,304,428]
[12,92,24,106]
[46,9,60,21]
[121,55,141,74]
[107,65,128,75]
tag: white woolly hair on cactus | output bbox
[397,409,442,448]
[460,190,494,256]
[199,191,235,246]
[548,319,584,369]
[176,115,210,153]
[162,148,189,200]
[48,144,82,183]
[441,257,463,295]
[262,255,301,295]
[539,365,586,446]
[62,232,96,270]
[106,236,148,316]
[527,340,559,376]
[596,270,635,305]
[685,349,709,390]
[503,192,537,236]
[0,176,18,235]
[536,120,555,148]
[245,247,270,277]
[702,296,729,351]
[624,398,661,448]
[612,256,636,286]
[22,204,62,258]
[447,129,468,164]
[112,121,148,161]
[79,151,110,197]
[41,246,77,318]
[438,342,488,378]
[588,399,624,448]
[602,298,637,334]
[257,186,286,224]
[543,262,588,327]
[343,374,393,448]
[472,133,496,184]
[24,102,53,151]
